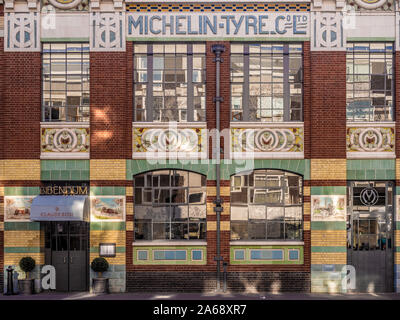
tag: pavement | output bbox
[0,291,399,300]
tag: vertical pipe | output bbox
[211,44,225,292]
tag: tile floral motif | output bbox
[231,127,303,153]
[41,127,90,153]
[347,127,394,153]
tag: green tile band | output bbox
[90,186,126,196]
[311,246,347,253]
[311,221,346,230]
[347,159,395,180]
[311,186,347,195]
[90,222,126,231]
[4,247,41,253]
[90,246,126,253]
[4,222,41,231]
[127,159,310,180]
[4,187,40,196]
[41,160,90,181]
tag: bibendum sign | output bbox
[126,12,309,38]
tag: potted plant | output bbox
[18,257,36,295]
[91,257,109,294]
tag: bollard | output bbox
[223,262,228,293]
[4,266,16,295]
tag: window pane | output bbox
[42,43,89,122]
[230,170,303,241]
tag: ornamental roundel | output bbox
[360,187,379,206]
[353,0,388,9]
[48,0,82,9]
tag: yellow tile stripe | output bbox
[310,159,347,181]
[4,231,42,247]
[207,221,230,231]
[311,252,346,265]
[90,230,126,247]
[90,253,125,265]
[311,230,347,247]
[90,160,126,181]
[5,253,45,265]
[0,160,41,181]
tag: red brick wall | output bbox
[2,52,41,159]
[0,40,4,160]
[395,52,400,157]
[303,42,311,159]
[310,52,346,158]
[90,51,131,159]
[206,42,231,159]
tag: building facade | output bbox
[0,0,399,294]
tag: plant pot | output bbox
[92,278,109,294]
[18,279,34,295]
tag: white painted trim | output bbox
[40,122,90,128]
[346,152,396,159]
[230,122,304,129]
[230,241,304,246]
[132,122,207,129]
[230,152,304,160]
[132,152,208,160]
[346,121,395,128]
[133,241,207,246]
[40,152,90,159]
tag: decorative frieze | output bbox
[231,123,304,159]
[346,122,395,158]
[4,12,40,51]
[132,123,207,159]
[41,123,90,159]
[90,11,125,51]
[311,195,346,221]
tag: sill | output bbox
[133,240,207,246]
[230,240,304,246]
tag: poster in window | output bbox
[4,196,34,221]
[311,196,346,221]
[91,196,125,221]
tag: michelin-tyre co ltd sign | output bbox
[127,12,309,38]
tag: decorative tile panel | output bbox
[231,123,304,159]
[90,11,125,51]
[346,122,395,158]
[126,2,311,12]
[132,123,207,159]
[4,12,40,51]
[41,123,90,159]
[311,12,345,51]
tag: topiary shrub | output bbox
[19,257,36,279]
[91,257,109,278]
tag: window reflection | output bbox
[134,170,206,241]
[42,43,90,122]
[231,170,303,241]
[346,42,394,121]
[230,43,303,122]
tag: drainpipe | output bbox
[211,44,225,292]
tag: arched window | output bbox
[230,169,303,241]
[134,170,207,241]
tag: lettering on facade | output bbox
[127,13,309,38]
[40,186,88,196]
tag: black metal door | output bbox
[347,181,394,293]
[44,221,88,292]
